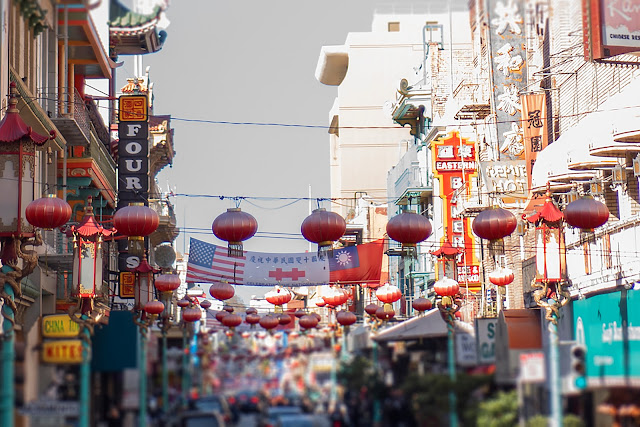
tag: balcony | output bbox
[150,198,179,246]
[149,115,175,177]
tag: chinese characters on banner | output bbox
[521,93,548,191]
[432,132,482,291]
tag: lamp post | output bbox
[155,273,181,414]
[180,301,202,406]
[431,237,463,427]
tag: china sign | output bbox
[42,314,80,338]
[431,131,481,291]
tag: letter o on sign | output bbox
[125,141,143,155]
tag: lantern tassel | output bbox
[228,242,243,258]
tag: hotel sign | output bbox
[42,340,83,364]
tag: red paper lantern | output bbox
[114,203,160,237]
[365,304,380,316]
[434,277,460,297]
[311,312,322,322]
[212,208,258,257]
[322,287,349,307]
[144,300,165,315]
[223,305,234,313]
[215,311,229,322]
[200,299,212,310]
[336,310,357,326]
[412,297,432,312]
[294,309,306,318]
[301,208,346,255]
[25,194,72,229]
[246,307,258,315]
[177,299,190,308]
[155,274,181,293]
[375,307,395,320]
[245,313,261,325]
[209,282,235,301]
[316,300,326,308]
[299,314,319,329]
[386,211,432,249]
[564,197,609,230]
[489,267,515,287]
[259,315,280,330]
[472,207,517,240]
[222,313,243,328]
[182,307,201,323]
[375,283,402,304]
[265,287,293,306]
[278,313,293,325]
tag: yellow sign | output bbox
[42,340,83,364]
[120,272,135,298]
[42,314,80,338]
[118,95,148,121]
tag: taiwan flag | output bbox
[329,239,384,285]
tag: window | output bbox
[388,22,400,32]
[602,234,612,270]
[583,241,591,275]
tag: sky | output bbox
[116,1,428,302]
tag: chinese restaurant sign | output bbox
[432,132,481,291]
[573,290,640,386]
[521,93,548,191]
[582,0,640,60]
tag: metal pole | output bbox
[139,328,147,427]
[1,266,16,427]
[162,330,168,414]
[79,317,91,427]
[448,327,458,427]
[549,319,563,427]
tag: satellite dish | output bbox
[154,244,176,268]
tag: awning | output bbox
[502,309,542,350]
[373,308,451,342]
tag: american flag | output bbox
[186,238,245,284]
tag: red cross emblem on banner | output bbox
[268,268,306,281]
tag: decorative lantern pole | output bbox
[0,82,55,427]
[431,237,463,427]
[67,198,115,427]
[524,184,570,427]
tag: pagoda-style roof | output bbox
[71,197,115,238]
[131,255,160,274]
[430,239,463,257]
[109,0,168,56]
[0,83,56,144]
[525,185,563,225]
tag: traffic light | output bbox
[570,344,587,390]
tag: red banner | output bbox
[521,93,548,191]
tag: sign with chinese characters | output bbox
[432,132,481,291]
[480,160,528,208]
[488,0,528,161]
[521,93,548,191]
[119,272,135,298]
[117,95,150,277]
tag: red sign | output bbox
[432,132,481,290]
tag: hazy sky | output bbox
[116,1,426,301]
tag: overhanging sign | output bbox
[42,340,83,364]
[476,318,498,364]
[42,314,80,338]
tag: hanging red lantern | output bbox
[472,207,517,241]
[223,305,234,313]
[386,210,432,251]
[114,203,159,255]
[434,277,460,297]
[278,313,293,325]
[215,311,229,322]
[316,300,326,308]
[336,310,357,326]
[155,274,181,293]
[299,314,319,330]
[294,309,306,318]
[311,312,322,323]
[212,208,258,257]
[246,307,258,315]
[177,299,190,308]
[25,194,72,230]
[365,304,380,316]
[221,313,243,328]
[265,287,293,308]
[301,208,346,257]
[412,297,432,312]
[144,300,165,316]
[209,282,235,301]
[259,315,280,330]
[182,307,201,323]
[564,197,609,230]
[245,313,261,325]
[322,287,349,307]
[489,267,515,287]
[375,283,402,304]
[200,299,212,310]
[375,307,395,320]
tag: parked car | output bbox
[233,389,262,413]
[258,405,303,427]
[277,414,330,427]
[170,410,226,427]
[189,395,235,424]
